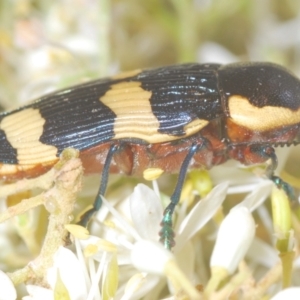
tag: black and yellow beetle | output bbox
[0,62,299,248]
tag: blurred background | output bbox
[1,0,300,108]
[1,0,300,286]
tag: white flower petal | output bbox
[247,238,279,268]
[129,184,163,241]
[62,36,98,55]
[131,240,173,274]
[294,255,300,269]
[175,182,228,251]
[119,274,160,300]
[210,206,256,274]
[130,240,200,299]
[0,270,16,300]
[197,42,238,63]
[237,181,272,211]
[23,285,53,300]
[270,287,300,300]
[101,196,141,242]
[210,161,261,190]
[175,241,195,280]
[47,246,88,300]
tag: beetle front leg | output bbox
[248,145,296,200]
[79,143,119,227]
[160,140,209,250]
[247,145,278,178]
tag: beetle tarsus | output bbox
[271,175,297,202]
[159,209,175,249]
[249,145,296,201]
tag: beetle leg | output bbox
[248,145,278,178]
[249,145,296,201]
[159,142,205,250]
[79,143,119,227]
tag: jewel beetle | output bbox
[0,62,299,248]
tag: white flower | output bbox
[23,285,52,300]
[130,240,174,274]
[130,239,201,299]
[0,270,16,300]
[210,206,256,274]
[4,165,292,299]
[74,183,229,299]
[270,287,300,300]
[175,182,228,251]
[129,184,163,241]
[47,246,88,300]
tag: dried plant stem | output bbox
[243,263,282,300]
[0,193,44,223]
[3,148,83,286]
[210,265,251,300]
[204,261,282,300]
[0,168,56,198]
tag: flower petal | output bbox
[175,182,228,251]
[0,270,17,300]
[247,238,279,268]
[237,181,272,211]
[23,285,53,300]
[120,273,160,300]
[47,247,88,300]
[129,184,163,241]
[210,206,256,274]
[131,240,173,274]
[270,287,300,300]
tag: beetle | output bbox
[0,62,299,248]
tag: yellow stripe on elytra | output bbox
[0,108,58,165]
[228,95,300,131]
[100,81,208,143]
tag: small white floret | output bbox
[210,206,256,274]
